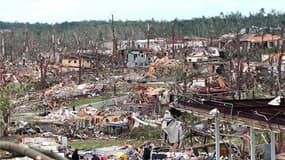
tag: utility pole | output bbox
[209,29,214,47]
[183,48,188,94]
[40,56,44,89]
[39,55,48,89]
[245,41,251,98]
[95,42,99,76]
[52,34,56,63]
[215,115,220,160]
[77,39,82,85]
[111,15,117,95]
[78,49,82,85]
[73,33,82,85]
[229,50,234,99]
[23,28,29,66]
[10,30,14,63]
[147,23,150,49]
[236,30,242,100]
[250,127,256,160]
[281,26,284,53]
[112,14,117,67]
[278,27,284,85]
[261,30,265,54]
[172,20,176,58]
[1,34,4,57]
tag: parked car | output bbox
[38,111,51,117]
[15,128,38,135]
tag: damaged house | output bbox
[261,52,285,71]
[240,33,282,49]
[127,50,151,68]
[62,53,95,69]
[166,35,185,49]
[190,76,229,94]
[186,47,220,63]
[135,38,166,52]
[218,33,237,49]
[184,36,208,47]
[218,33,282,50]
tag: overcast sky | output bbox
[0,0,284,23]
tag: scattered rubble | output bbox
[0,25,284,160]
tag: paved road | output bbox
[12,95,129,122]
[76,95,128,109]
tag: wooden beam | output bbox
[177,105,284,132]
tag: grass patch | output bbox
[69,126,162,150]
[69,139,145,150]
[158,75,176,82]
[68,95,111,107]
[129,126,162,140]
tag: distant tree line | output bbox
[0,8,284,61]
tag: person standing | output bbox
[72,149,80,160]
[91,154,100,160]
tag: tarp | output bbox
[132,115,158,127]
[114,152,128,160]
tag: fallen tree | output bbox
[0,141,67,160]
[31,147,68,160]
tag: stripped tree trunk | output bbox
[2,109,10,136]
[0,141,57,160]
